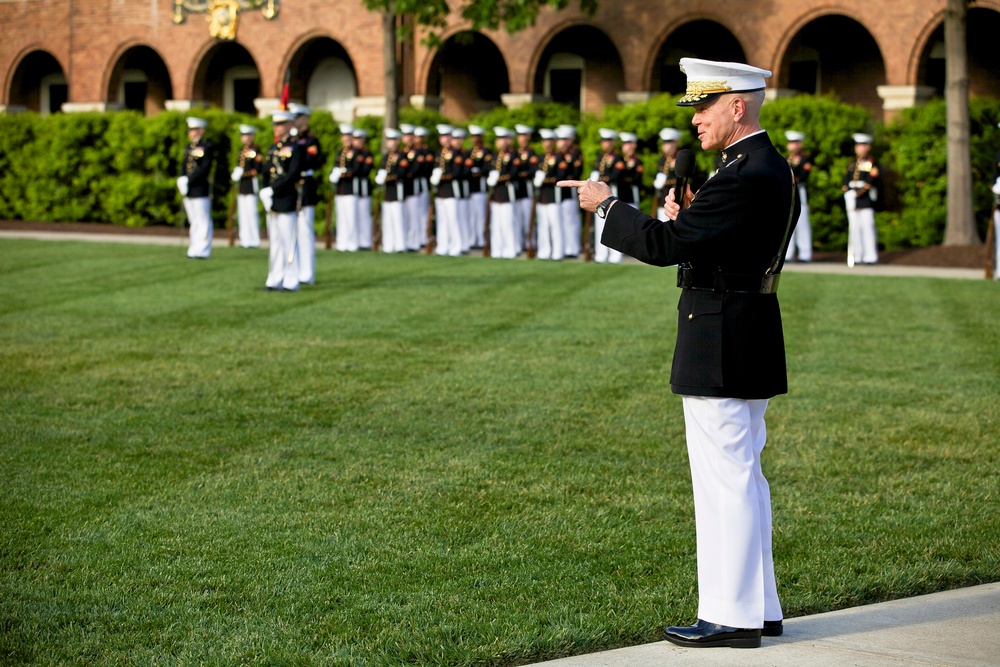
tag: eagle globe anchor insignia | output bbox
[172,0,280,41]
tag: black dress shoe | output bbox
[762,620,783,636]
[663,619,761,648]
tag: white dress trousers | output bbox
[846,204,878,264]
[470,192,488,247]
[405,196,422,251]
[265,211,299,290]
[237,194,261,248]
[297,206,316,284]
[184,196,213,258]
[490,202,517,259]
[381,201,406,253]
[560,197,582,257]
[357,196,373,249]
[335,194,358,252]
[593,215,623,263]
[681,395,782,629]
[535,202,564,260]
[784,184,812,262]
[435,197,462,257]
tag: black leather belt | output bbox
[677,266,780,294]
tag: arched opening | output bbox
[916,8,1000,98]
[287,37,358,122]
[8,50,67,114]
[651,20,746,94]
[427,31,509,119]
[779,15,886,116]
[533,25,623,114]
[192,42,259,113]
[107,45,173,114]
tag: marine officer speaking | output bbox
[559,57,798,649]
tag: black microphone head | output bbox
[675,149,694,179]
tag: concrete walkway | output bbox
[0,228,987,280]
[524,583,1000,667]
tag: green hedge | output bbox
[2,95,999,249]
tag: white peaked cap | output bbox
[238,124,257,135]
[598,128,619,141]
[287,103,311,116]
[414,126,429,137]
[352,128,368,138]
[853,133,873,144]
[555,126,576,139]
[659,127,681,142]
[451,128,467,138]
[435,124,454,135]
[619,132,639,143]
[186,117,208,129]
[271,111,295,124]
[339,123,355,135]
[785,130,806,142]
[677,57,771,106]
[384,128,401,139]
[494,126,513,138]
[515,124,534,135]
[468,125,485,136]
[538,128,555,140]
[399,123,415,134]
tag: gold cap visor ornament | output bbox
[676,57,771,107]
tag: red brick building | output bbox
[2,0,998,122]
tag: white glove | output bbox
[375,169,387,186]
[176,176,189,196]
[589,170,600,182]
[259,186,274,212]
[231,167,243,182]
[849,180,866,189]
[868,187,878,202]
[533,170,546,188]
[329,167,343,184]
[992,177,1000,196]
[430,168,442,186]
[653,172,667,190]
[486,170,499,187]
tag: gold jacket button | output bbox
[688,313,693,321]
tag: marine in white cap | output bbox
[591,128,624,263]
[783,131,813,262]
[351,128,375,250]
[231,123,263,248]
[260,110,305,291]
[533,129,565,260]
[554,125,583,257]
[654,128,682,221]
[615,132,643,212]
[289,103,322,283]
[400,125,423,251]
[332,123,360,252]
[514,124,538,256]
[411,127,433,248]
[179,117,214,259]
[843,132,881,266]
[430,126,464,256]
[488,127,519,258]
[466,125,492,249]
[558,57,799,649]
[378,129,412,253]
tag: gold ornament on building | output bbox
[172,0,279,41]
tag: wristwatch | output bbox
[596,195,617,219]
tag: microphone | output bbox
[674,149,694,209]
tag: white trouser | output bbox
[536,202,564,260]
[417,190,430,246]
[335,195,358,252]
[381,201,406,253]
[560,197,581,257]
[785,185,812,261]
[593,215,622,263]
[993,208,999,279]
[435,197,462,256]
[265,211,299,290]
[405,196,422,251]
[457,197,472,252]
[357,197,373,249]
[237,194,261,248]
[517,197,533,252]
[470,192,487,247]
[682,396,782,629]
[184,196,213,258]
[490,202,516,259]
[847,206,878,264]
[297,205,316,284]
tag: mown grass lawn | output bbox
[1,238,998,666]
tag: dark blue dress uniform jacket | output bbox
[601,131,799,400]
